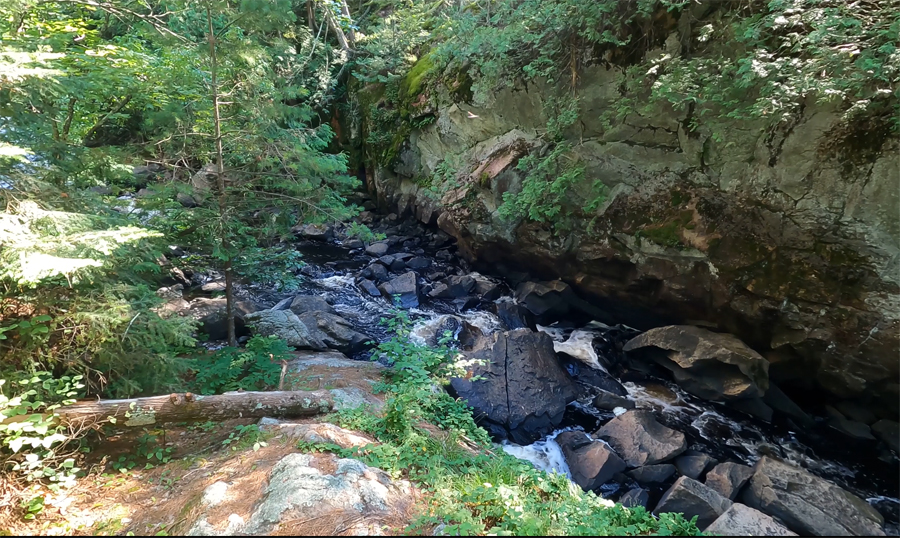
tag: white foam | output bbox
[317,274,356,289]
[458,310,503,336]
[553,329,607,373]
[500,428,578,478]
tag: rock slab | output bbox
[556,431,626,491]
[450,329,579,444]
[595,410,686,467]
[704,503,797,536]
[705,462,754,500]
[742,456,885,536]
[623,325,769,401]
[654,476,733,529]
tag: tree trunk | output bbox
[207,4,237,347]
[56,390,334,427]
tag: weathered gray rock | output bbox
[176,192,199,208]
[742,456,885,536]
[450,329,579,444]
[358,279,381,297]
[292,223,334,241]
[365,242,390,256]
[556,431,626,491]
[593,389,636,412]
[619,488,650,509]
[378,271,419,308]
[871,419,899,453]
[297,311,371,354]
[655,476,733,529]
[704,503,797,536]
[244,309,324,349]
[241,453,411,535]
[289,295,336,316]
[674,451,717,480]
[705,462,754,500]
[623,326,769,401]
[595,410,687,467]
[627,464,676,485]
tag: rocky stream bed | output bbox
[162,204,899,536]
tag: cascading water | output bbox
[236,227,899,533]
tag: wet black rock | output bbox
[390,259,407,272]
[454,296,479,312]
[626,464,676,485]
[763,385,813,428]
[491,301,535,331]
[429,275,475,299]
[593,389,636,412]
[449,329,579,444]
[872,420,900,453]
[344,239,364,249]
[514,280,576,318]
[369,264,389,283]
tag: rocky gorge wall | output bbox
[351,50,899,416]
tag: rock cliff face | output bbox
[355,54,898,413]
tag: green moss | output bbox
[670,189,685,207]
[637,221,683,248]
[401,52,437,103]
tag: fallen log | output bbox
[55,390,334,427]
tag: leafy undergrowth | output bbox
[302,311,703,536]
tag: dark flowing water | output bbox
[238,234,899,532]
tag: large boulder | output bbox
[674,450,717,480]
[654,476,733,529]
[296,311,371,355]
[291,223,334,241]
[594,410,686,467]
[289,295,337,316]
[705,462,754,500]
[378,271,419,308]
[556,431,626,491]
[704,503,797,536]
[514,280,576,318]
[244,310,324,349]
[365,242,390,256]
[450,329,579,444]
[187,452,413,536]
[742,456,885,536]
[623,326,769,401]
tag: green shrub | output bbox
[191,335,291,395]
